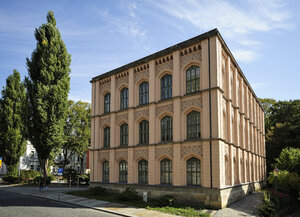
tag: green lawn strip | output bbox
[67,190,209,217]
[147,206,209,217]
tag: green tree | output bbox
[63,101,91,175]
[273,147,300,175]
[258,98,276,129]
[265,100,300,172]
[0,70,27,176]
[25,11,71,179]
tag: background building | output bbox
[3,141,88,175]
[89,29,266,209]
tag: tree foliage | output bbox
[25,10,71,178]
[0,70,27,176]
[63,100,91,174]
[260,99,300,172]
[273,147,300,175]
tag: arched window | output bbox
[120,123,128,146]
[119,160,128,183]
[120,87,128,110]
[186,111,200,139]
[139,81,149,105]
[161,74,172,100]
[160,158,172,184]
[103,126,110,147]
[102,161,109,183]
[139,120,149,144]
[138,159,148,184]
[186,66,200,93]
[186,157,201,186]
[104,93,111,113]
[161,116,172,141]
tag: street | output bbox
[0,189,118,217]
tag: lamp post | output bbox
[273,166,279,191]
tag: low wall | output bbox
[90,181,266,209]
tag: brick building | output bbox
[89,29,266,208]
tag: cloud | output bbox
[151,0,293,62]
[95,4,147,39]
[152,0,292,37]
[232,49,259,62]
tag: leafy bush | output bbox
[20,170,40,183]
[158,195,175,207]
[89,186,107,196]
[63,168,78,184]
[33,176,41,184]
[273,147,300,175]
[259,192,277,217]
[118,187,138,201]
[268,170,300,197]
[2,175,19,184]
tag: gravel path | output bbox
[214,192,263,217]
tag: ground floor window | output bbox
[138,159,148,184]
[119,160,128,183]
[160,158,172,184]
[186,157,201,186]
[102,161,109,183]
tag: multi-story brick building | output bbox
[89,29,266,208]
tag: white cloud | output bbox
[151,0,293,62]
[95,4,147,39]
[232,50,259,62]
[152,0,292,38]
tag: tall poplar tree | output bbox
[25,11,71,179]
[0,70,27,176]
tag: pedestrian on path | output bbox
[39,177,44,191]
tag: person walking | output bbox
[39,176,44,191]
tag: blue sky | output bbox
[1,0,299,102]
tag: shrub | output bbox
[32,174,54,185]
[158,195,175,207]
[268,170,300,198]
[33,175,42,184]
[2,175,19,184]
[89,186,107,196]
[63,168,78,184]
[118,187,138,201]
[273,147,300,175]
[20,170,40,183]
[259,192,277,217]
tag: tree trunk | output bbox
[63,149,68,171]
[80,156,84,175]
[42,158,48,186]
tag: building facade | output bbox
[89,29,266,208]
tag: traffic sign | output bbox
[58,168,63,176]
[0,157,2,168]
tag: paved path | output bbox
[0,189,117,217]
[0,184,179,217]
[214,192,263,217]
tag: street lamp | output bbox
[273,166,279,191]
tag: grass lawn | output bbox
[67,189,210,217]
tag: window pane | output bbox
[186,66,200,94]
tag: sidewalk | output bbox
[0,184,182,217]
